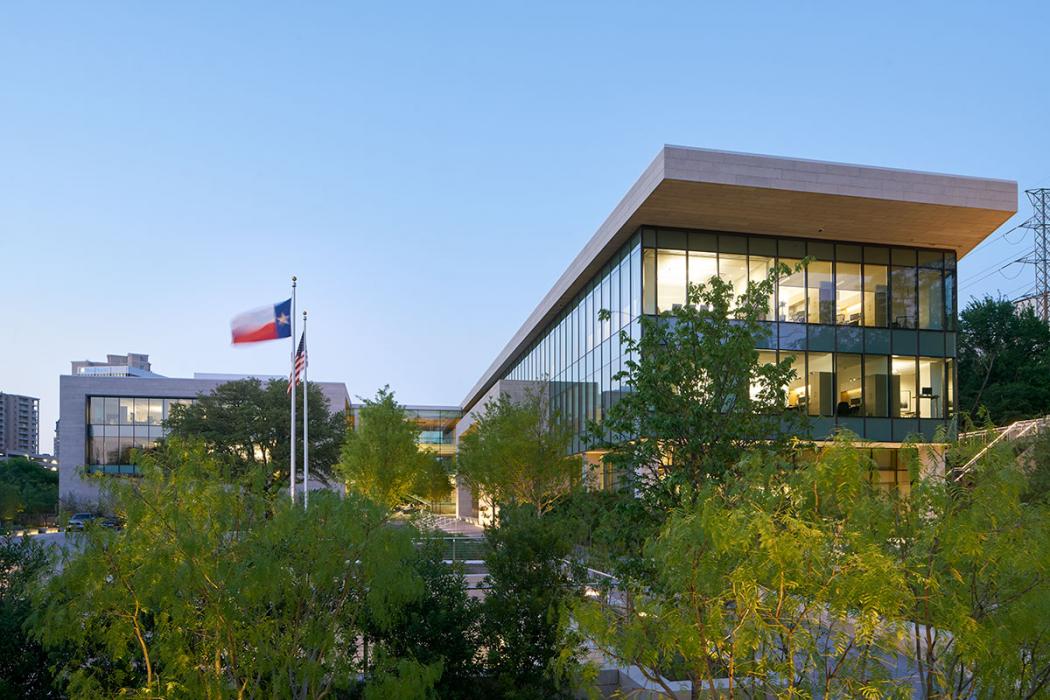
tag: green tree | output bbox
[337,387,450,509]
[0,484,22,523]
[33,438,439,699]
[0,536,61,698]
[165,378,347,491]
[892,440,1050,699]
[958,296,1050,423]
[456,388,581,515]
[0,456,58,525]
[575,435,1050,699]
[576,437,911,699]
[1023,428,1050,502]
[363,539,482,700]
[480,504,582,699]
[584,268,801,569]
[595,271,799,510]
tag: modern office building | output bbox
[58,357,350,506]
[451,146,1016,517]
[53,148,1019,516]
[0,392,40,457]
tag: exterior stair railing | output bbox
[953,415,1050,482]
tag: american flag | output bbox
[288,332,307,394]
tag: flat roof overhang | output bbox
[461,146,1018,413]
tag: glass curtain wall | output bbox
[502,227,959,449]
[85,396,193,474]
[635,228,957,442]
[505,234,642,453]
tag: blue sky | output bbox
[3,2,1048,446]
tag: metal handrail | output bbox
[954,415,1050,481]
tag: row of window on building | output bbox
[507,232,959,388]
[507,237,643,385]
[502,230,961,451]
[760,351,953,419]
[643,230,955,331]
[85,396,194,469]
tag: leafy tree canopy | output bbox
[362,539,482,700]
[456,388,581,515]
[595,270,800,504]
[32,438,442,700]
[0,456,58,524]
[480,504,583,699]
[586,267,801,565]
[0,536,60,699]
[577,435,1050,699]
[337,387,450,509]
[165,378,346,491]
[958,296,1050,424]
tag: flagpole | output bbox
[290,276,297,504]
[302,310,309,510]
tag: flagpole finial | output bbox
[303,310,307,321]
[292,275,297,286]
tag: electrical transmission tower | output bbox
[1022,188,1050,322]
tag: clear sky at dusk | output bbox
[3,2,1048,446]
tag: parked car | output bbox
[99,516,124,530]
[66,512,98,531]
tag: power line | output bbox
[959,252,1029,291]
[966,221,1026,257]
[1001,263,1026,282]
[1007,283,1036,300]
[961,249,1025,280]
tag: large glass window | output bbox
[630,247,641,318]
[836,354,862,416]
[119,398,135,424]
[657,250,687,311]
[148,399,163,425]
[86,395,195,470]
[589,288,600,353]
[89,428,106,464]
[749,255,776,320]
[891,266,917,329]
[807,352,835,416]
[863,263,889,327]
[784,352,807,412]
[836,262,862,326]
[104,397,119,425]
[946,358,955,416]
[918,268,944,330]
[892,356,918,418]
[807,260,834,325]
[944,267,956,331]
[618,259,631,329]
[719,253,748,305]
[601,276,612,341]
[778,259,806,323]
[918,357,945,419]
[89,397,104,423]
[688,251,718,294]
[134,398,149,425]
[642,248,657,314]
[864,355,890,417]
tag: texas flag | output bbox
[231,299,293,344]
